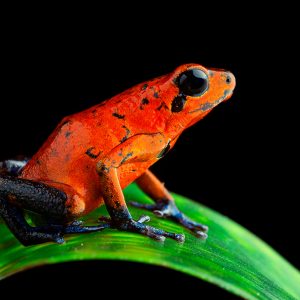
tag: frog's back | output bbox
[20,79,169,185]
[20,106,122,184]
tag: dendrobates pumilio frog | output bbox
[0,64,235,246]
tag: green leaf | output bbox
[1,184,300,299]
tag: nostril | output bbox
[226,75,231,84]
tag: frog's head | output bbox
[159,63,236,134]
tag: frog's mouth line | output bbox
[188,90,232,114]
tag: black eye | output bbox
[177,69,208,96]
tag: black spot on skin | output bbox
[139,98,150,110]
[171,94,186,113]
[120,125,131,143]
[120,152,133,165]
[65,131,72,138]
[142,98,149,105]
[142,84,148,90]
[153,92,159,98]
[85,147,101,159]
[92,109,98,116]
[114,201,121,208]
[156,102,169,111]
[112,112,125,119]
[98,165,110,175]
[36,159,41,165]
[157,141,171,159]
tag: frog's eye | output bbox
[177,69,209,97]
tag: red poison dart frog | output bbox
[0,64,235,246]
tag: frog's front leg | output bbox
[131,170,208,239]
[97,134,184,242]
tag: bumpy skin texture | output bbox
[0,63,236,245]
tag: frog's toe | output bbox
[176,216,209,239]
[110,218,185,243]
[179,218,209,233]
[137,215,151,223]
[53,233,65,244]
[63,224,109,234]
[195,231,208,240]
[145,225,185,243]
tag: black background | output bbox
[0,4,298,298]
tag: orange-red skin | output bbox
[20,64,235,218]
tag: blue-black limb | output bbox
[0,174,108,246]
[0,175,69,220]
[132,170,208,239]
[0,196,64,246]
[97,164,184,242]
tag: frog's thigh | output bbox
[0,175,84,221]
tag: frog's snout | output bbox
[223,71,236,101]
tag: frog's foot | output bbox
[8,223,110,246]
[130,199,208,239]
[99,215,185,242]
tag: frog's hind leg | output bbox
[0,196,64,245]
[0,175,109,246]
[131,170,208,239]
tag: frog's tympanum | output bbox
[0,64,235,246]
